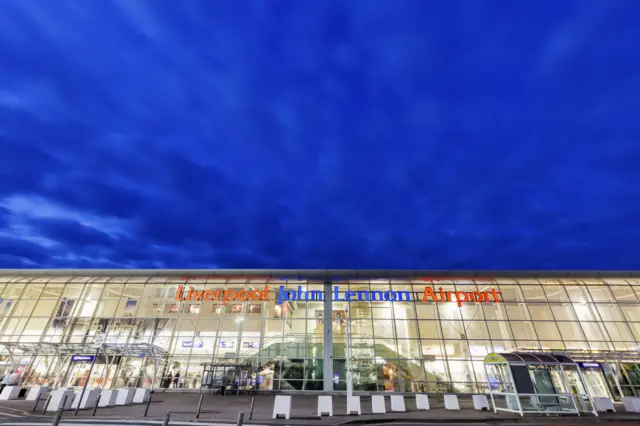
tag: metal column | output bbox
[323,280,333,392]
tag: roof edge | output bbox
[0,269,638,278]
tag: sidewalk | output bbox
[2,393,640,425]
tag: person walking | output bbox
[0,371,12,393]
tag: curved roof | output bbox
[486,352,576,364]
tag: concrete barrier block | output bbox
[444,394,460,410]
[472,395,489,411]
[371,395,386,413]
[273,395,292,419]
[318,395,333,416]
[133,388,150,403]
[416,394,430,410]
[0,386,21,400]
[72,388,101,409]
[390,394,406,412]
[115,388,135,405]
[47,389,75,412]
[99,389,117,407]
[26,386,48,401]
[623,396,640,413]
[593,396,615,412]
[347,396,361,415]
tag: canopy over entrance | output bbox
[0,341,165,389]
[483,352,598,417]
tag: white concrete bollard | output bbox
[472,395,489,411]
[444,394,460,410]
[133,388,150,403]
[0,386,21,400]
[318,395,333,416]
[47,388,75,412]
[99,389,118,407]
[416,394,430,410]
[623,396,640,413]
[72,388,101,409]
[593,397,615,412]
[390,394,406,412]
[26,386,49,401]
[273,395,292,419]
[115,388,135,405]
[347,396,361,415]
[371,395,386,413]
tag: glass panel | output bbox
[510,322,538,340]
[620,306,640,322]
[520,285,547,301]
[565,286,590,303]
[505,304,531,320]
[543,285,569,302]
[550,303,577,321]
[465,321,490,340]
[609,285,639,301]
[588,286,615,302]
[487,322,514,340]
[528,304,553,321]
[557,322,586,340]
[596,304,625,321]
[499,285,525,302]
[573,303,599,321]
[604,323,634,342]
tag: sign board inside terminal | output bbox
[578,362,602,369]
[71,355,95,362]
[176,284,502,307]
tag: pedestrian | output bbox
[163,372,172,388]
[8,370,21,386]
[173,372,180,388]
[0,371,12,393]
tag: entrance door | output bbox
[583,369,611,398]
[65,362,118,389]
[529,366,559,406]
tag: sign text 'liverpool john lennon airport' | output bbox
[176,285,502,307]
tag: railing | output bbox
[490,392,598,417]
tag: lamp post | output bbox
[345,303,353,398]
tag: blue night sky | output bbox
[1,1,639,270]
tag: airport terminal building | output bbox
[2,269,640,400]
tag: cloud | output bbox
[0,1,639,270]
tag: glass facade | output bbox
[2,273,640,397]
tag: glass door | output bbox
[583,368,611,398]
[529,366,559,406]
[65,362,117,388]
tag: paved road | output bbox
[0,404,28,421]
[0,393,638,425]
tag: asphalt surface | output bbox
[0,393,639,426]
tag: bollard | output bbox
[31,391,42,412]
[52,406,64,426]
[237,412,244,426]
[41,393,52,415]
[162,410,171,426]
[143,390,154,417]
[196,393,204,418]
[52,395,68,426]
[249,395,256,420]
[92,394,101,417]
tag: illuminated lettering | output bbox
[177,283,500,307]
[422,287,439,302]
